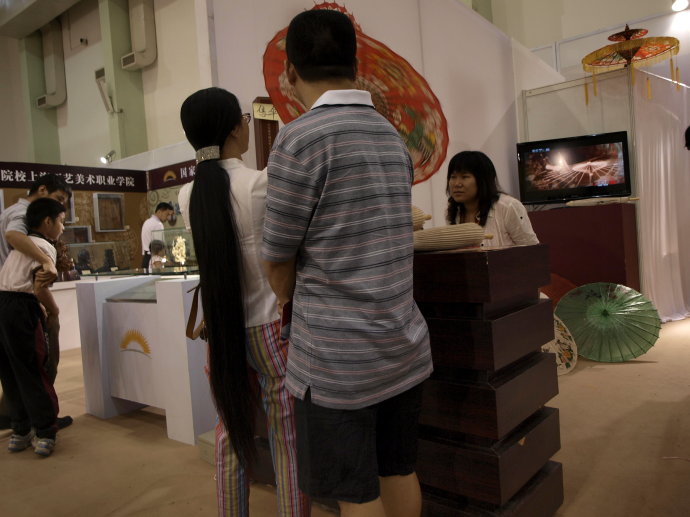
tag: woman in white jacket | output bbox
[178,87,309,517]
[446,150,539,247]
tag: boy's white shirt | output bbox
[0,236,56,293]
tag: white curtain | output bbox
[634,72,690,321]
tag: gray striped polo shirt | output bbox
[262,90,432,410]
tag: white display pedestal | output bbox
[51,278,105,351]
[76,275,215,445]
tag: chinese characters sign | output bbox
[252,101,281,122]
[0,162,146,192]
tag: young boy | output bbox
[0,173,72,430]
[0,198,65,457]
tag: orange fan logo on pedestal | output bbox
[119,329,152,356]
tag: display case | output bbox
[150,228,197,270]
[67,241,130,275]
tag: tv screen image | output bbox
[517,131,631,205]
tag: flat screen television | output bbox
[517,131,631,205]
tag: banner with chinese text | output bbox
[148,159,196,191]
[0,162,147,192]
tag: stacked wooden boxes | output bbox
[414,245,563,516]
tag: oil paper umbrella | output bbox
[581,24,680,102]
[541,315,578,375]
[262,2,448,185]
[555,282,661,362]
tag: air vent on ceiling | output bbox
[35,19,67,109]
[121,53,137,68]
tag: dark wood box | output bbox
[420,352,558,440]
[422,461,564,517]
[426,299,554,374]
[414,245,550,305]
[418,407,560,505]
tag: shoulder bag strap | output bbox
[186,284,206,340]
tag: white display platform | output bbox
[76,275,215,445]
[51,278,101,351]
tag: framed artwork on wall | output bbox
[93,193,126,232]
[61,225,92,244]
[64,194,77,223]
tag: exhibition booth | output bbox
[2,0,690,515]
[521,68,690,321]
[1,159,209,446]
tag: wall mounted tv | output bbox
[517,131,631,205]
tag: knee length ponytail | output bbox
[181,88,255,467]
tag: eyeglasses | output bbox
[242,113,251,123]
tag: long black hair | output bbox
[180,87,254,467]
[446,150,501,226]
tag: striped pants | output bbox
[215,320,310,517]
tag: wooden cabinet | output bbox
[250,245,563,515]
[527,203,640,291]
[414,245,563,516]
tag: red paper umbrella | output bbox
[262,2,448,184]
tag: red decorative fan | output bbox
[262,2,448,184]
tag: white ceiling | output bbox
[0,0,82,38]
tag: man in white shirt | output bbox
[140,202,173,272]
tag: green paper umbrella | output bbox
[555,283,661,362]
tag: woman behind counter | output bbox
[446,150,539,247]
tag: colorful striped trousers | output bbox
[215,320,310,517]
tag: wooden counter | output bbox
[414,245,563,516]
[250,245,563,515]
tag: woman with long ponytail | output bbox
[178,88,310,517]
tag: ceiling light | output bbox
[672,0,689,12]
[100,150,115,164]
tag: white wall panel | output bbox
[141,0,205,150]
[0,35,28,162]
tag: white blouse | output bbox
[452,194,539,248]
[178,158,278,328]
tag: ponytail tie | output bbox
[196,145,221,164]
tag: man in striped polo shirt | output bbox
[262,9,432,517]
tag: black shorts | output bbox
[293,382,424,504]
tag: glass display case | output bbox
[67,241,131,275]
[150,228,197,271]
[79,266,199,278]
